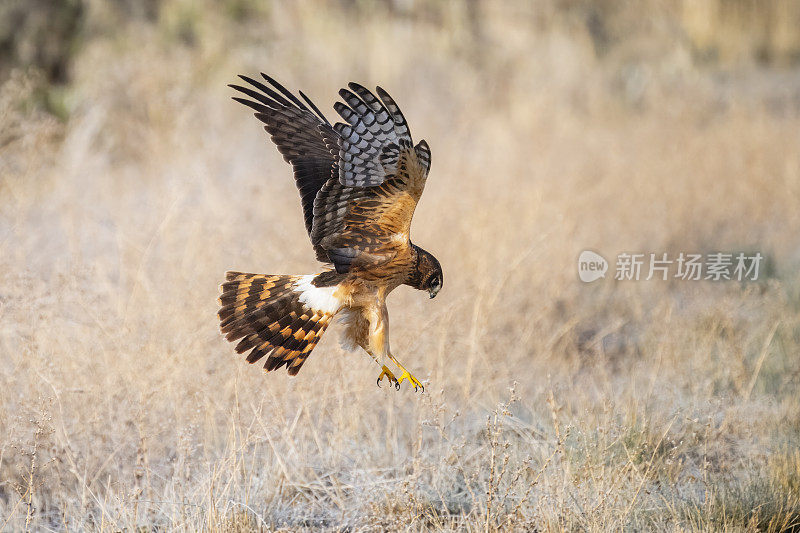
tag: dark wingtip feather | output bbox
[239,74,292,107]
[232,97,270,114]
[338,88,351,100]
[261,73,310,112]
[348,81,370,93]
[299,89,331,126]
[376,86,401,110]
[230,84,286,109]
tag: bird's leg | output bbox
[367,302,403,390]
[362,344,398,388]
[387,352,424,392]
[377,364,398,389]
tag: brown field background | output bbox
[2,1,800,531]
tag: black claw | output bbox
[394,381,400,391]
[377,377,381,387]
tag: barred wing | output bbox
[230,76,432,274]
[312,84,432,274]
[332,83,414,187]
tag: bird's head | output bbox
[406,244,443,299]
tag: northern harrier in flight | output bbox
[218,74,442,391]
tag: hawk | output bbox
[217,73,443,391]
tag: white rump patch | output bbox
[294,275,342,314]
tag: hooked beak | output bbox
[428,286,440,299]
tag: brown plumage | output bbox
[218,74,443,390]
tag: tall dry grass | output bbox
[1,1,800,531]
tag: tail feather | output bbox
[217,272,343,375]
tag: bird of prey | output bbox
[217,73,443,391]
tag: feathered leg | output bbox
[366,301,423,392]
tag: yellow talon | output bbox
[377,365,397,388]
[396,369,424,392]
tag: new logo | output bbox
[578,250,608,282]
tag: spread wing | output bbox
[231,75,431,274]
[229,74,334,260]
[311,83,432,274]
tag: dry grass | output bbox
[2,1,800,531]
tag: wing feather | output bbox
[307,84,433,273]
[232,75,432,274]
[230,76,335,251]
[332,84,416,187]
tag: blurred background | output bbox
[1,1,800,531]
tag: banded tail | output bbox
[218,272,343,375]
